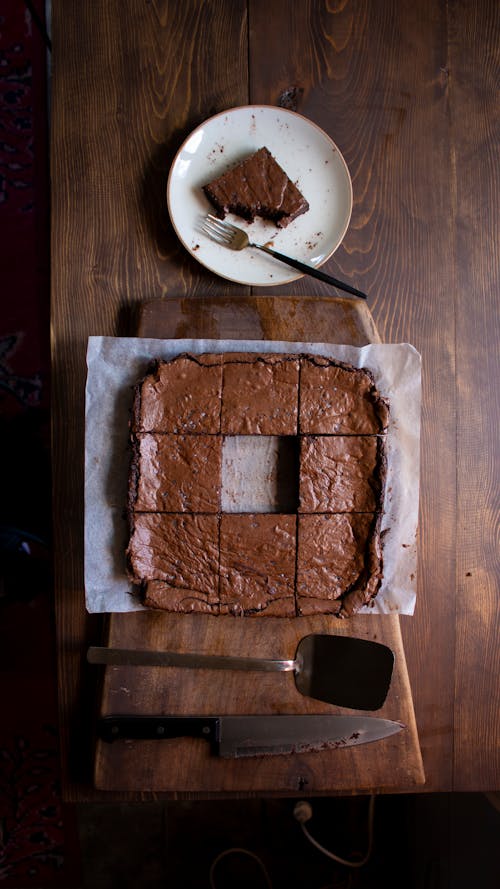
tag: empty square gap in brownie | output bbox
[221,435,299,513]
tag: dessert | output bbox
[296,513,382,617]
[126,352,389,617]
[298,435,384,513]
[219,514,296,616]
[133,353,222,434]
[221,353,299,435]
[202,147,309,228]
[299,355,389,434]
[127,513,220,612]
[129,433,222,513]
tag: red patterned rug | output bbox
[0,2,80,885]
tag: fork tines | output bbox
[201,214,237,245]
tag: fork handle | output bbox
[254,245,367,299]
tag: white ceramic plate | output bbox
[167,105,353,287]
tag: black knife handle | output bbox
[98,715,219,749]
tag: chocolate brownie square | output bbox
[143,580,219,614]
[202,146,309,228]
[299,435,383,513]
[219,514,296,616]
[127,513,219,605]
[296,513,382,614]
[130,433,222,513]
[133,353,222,434]
[299,356,389,435]
[221,354,299,434]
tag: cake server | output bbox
[88,634,394,711]
[200,214,367,299]
[97,714,403,757]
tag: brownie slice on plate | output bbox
[203,147,309,228]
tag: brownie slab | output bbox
[299,355,389,434]
[299,435,383,513]
[133,353,222,434]
[130,433,222,513]
[296,513,382,615]
[126,350,389,617]
[219,514,296,616]
[221,354,299,434]
[127,513,219,604]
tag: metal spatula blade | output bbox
[88,633,394,711]
[293,634,394,710]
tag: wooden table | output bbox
[51,0,499,799]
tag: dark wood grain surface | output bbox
[449,1,500,789]
[50,0,499,799]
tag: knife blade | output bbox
[97,715,404,757]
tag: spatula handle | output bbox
[87,646,296,673]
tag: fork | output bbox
[201,214,367,300]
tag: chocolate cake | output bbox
[219,514,296,617]
[202,147,309,228]
[299,355,389,435]
[126,352,389,617]
[127,513,220,611]
[221,353,299,435]
[298,435,384,513]
[129,433,222,513]
[296,513,381,616]
[132,353,222,434]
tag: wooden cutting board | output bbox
[93,295,425,795]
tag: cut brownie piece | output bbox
[143,580,219,615]
[296,513,382,615]
[127,513,219,606]
[221,353,299,435]
[299,355,389,435]
[129,433,222,513]
[299,435,384,513]
[133,353,222,434]
[219,514,296,616]
[202,147,309,228]
[338,517,383,618]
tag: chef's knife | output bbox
[97,714,404,757]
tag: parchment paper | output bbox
[85,337,421,615]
